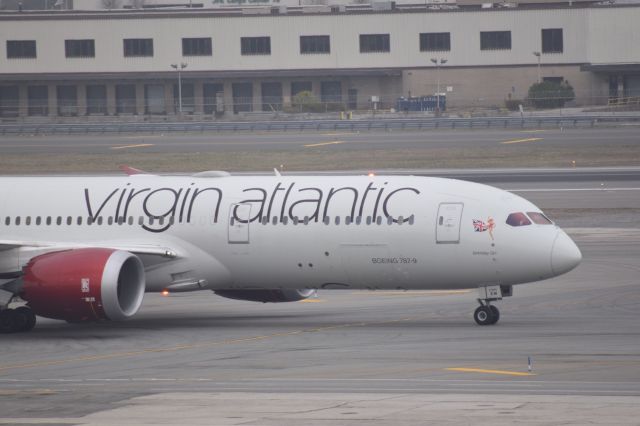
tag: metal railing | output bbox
[1,115,639,136]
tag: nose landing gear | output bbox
[474,303,500,326]
[474,285,511,326]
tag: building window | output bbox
[86,85,107,115]
[480,31,511,50]
[182,37,212,56]
[321,81,342,103]
[65,39,95,58]
[291,81,312,97]
[0,85,20,117]
[419,33,450,52]
[359,34,390,53]
[542,28,563,53]
[241,37,271,55]
[6,40,36,58]
[28,85,48,116]
[300,35,330,54]
[123,38,153,57]
[115,84,136,114]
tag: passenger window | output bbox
[356,216,362,225]
[282,216,289,225]
[376,216,382,225]
[107,217,113,225]
[397,216,404,225]
[128,217,134,225]
[88,217,93,225]
[323,216,329,225]
[56,217,62,225]
[26,217,31,226]
[46,217,52,225]
[36,217,41,226]
[293,216,299,225]
[262,217,268,225]
[366,216,372,225]
[77,216,83,225]
[66,216,72,225]
[303,216,309,225]
[506,212,532,227]
[335,216,340,225]
[15,217,21,226]
[345,216,352,225]
[272,216,278,225]
[138,216,144,226]
[527,212,553,225]
[408,215,415,225]
[4,217,9,226]
[387,216,393,225]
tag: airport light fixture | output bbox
[430,58,448,115]
[170,62,188,113]
[533,51,541,83]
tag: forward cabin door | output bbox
[436,203,463,244]
[228,203,251,244]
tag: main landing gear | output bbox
[0,306,36,333]
[474,285,512,326]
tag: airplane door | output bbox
[436,202,463,244]
[228,203,251,244]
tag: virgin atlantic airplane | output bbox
[0,169,581,332]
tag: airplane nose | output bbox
[551,230,582,275]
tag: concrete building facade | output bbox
[0,3,639,119]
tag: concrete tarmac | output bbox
[1,174,639,424]
[0,126,639,155]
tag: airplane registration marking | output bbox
[304,141,344,148]
[110,143,155,150]
[501,137,543,145]
[0,317,416,372]
[446,368,536,377]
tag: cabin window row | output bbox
[3,215,415,226]
[232,215,415,226]
[5,29,564,59]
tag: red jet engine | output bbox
[21,248,145,322]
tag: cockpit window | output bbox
[527,212,553,225]
[506,212,531,227]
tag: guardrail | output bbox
[1,115,639,136]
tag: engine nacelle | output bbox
[214,289,315,303]
[21,248,145,322]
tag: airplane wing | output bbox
[0,240,179,266]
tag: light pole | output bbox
[533,51,541,83]
[430,58,447,115]
[170,62,188,113]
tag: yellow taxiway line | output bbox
[446,367,535,376]
[299,299,325,303]
[501,137,543,145]
[110,143,155,150]
[304,141,344,148]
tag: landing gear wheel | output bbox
[15,307,36,332]
[0,310,14,333]
[489,305,500,325]
[474,306,495,326]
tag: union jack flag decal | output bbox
[473,219,488,232]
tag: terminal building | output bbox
[0,0,639,119]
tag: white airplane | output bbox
[0,170,581,333]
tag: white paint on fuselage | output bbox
[0,175,574,292]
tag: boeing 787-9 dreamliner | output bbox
[0,170,581,332]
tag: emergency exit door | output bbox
[228,203,251,244]
[436,203,463,244]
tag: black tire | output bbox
[474,306,494,326]
[15,306,36,332]
[9,308,29,332]
[0,310,15,333]
[489,305,500,325]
